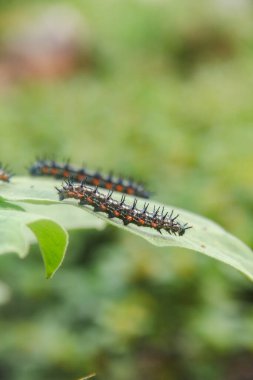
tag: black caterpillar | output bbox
[30,159,150,199]
[56,179,192,236]
[0,163,13,182]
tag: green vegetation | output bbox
[0,177,253,281]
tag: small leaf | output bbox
[28,219,68,278]
[0,209,68,278]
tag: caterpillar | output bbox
[0,163,12,182]
[30,159,150,199]
[56,179,192,236]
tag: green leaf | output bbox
[13,202,106,231]
[0,176,58,202]
[0,177,105,277]
[0,210,30,257]
[0,176,253,280]
[54,197,253,280]
[0,209,68,278]
[28,219,67,278]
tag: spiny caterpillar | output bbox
[30,159,150,199]
[56,179,192,236]
[0,163,13,182]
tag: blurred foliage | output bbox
[0,0,253,379]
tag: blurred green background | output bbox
[1,0,253,379]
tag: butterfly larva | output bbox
[0,163,12,182]
[56,179,192,236]
[30,159,150,199]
